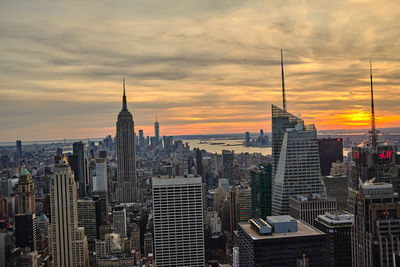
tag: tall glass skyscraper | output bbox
[271,105,322,215]
[116,79,137,203]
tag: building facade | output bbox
[318,138,343,176]
[250,163,272,218]
[152,176,205,266]
[271,105,323,215]
[289,194,337,226]
[116,79,137,203]
[238,215,326,266]
[49,158,89,267]
[315,211,353,267]
[352,182,400,267]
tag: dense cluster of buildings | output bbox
[2,62,400,267]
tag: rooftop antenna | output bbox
[281,49,287,111]
[369,61,378,148]
[122,77,128,111]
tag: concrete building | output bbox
[93,158,107,193]
[143,232,153,258]
[77,198,98,245]
[113,206,127,238]
[322,175,348,210]
[152,176,205,266]
[116,79,137,203]
[49,157,89,267]
[289,194,337,226]
[236,186,252,223]
[315,211,353,267]
[271,105,323,215]
[16,169,35,214]
[238,215,326,266]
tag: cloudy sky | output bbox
[1,0,400,141]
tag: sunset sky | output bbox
[1,0,400,142]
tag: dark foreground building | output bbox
[315,211,353,267]
[318,138,343,176]
[238,216,326,266]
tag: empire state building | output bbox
[116,78,137,203]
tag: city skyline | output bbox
[1,0,400,141]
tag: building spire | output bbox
[369,61,378,148]
[121,77,128,112]
[156,115,158,122]
[281,49,287,111]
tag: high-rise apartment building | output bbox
[318,138,343,176]
[152,176,205,266]
[116,79,137,203]
[250,163,272,218]
[49,157,89,267]
[289,194,337,226]
[271,105,323,215]
[352,181,400,267]
[222,150,234,184]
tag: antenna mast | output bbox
[369,61,378,148]
[281,50,287,111]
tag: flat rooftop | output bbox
[152,176,202,186]
[239,219,325,240]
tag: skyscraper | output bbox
[154,117,160,146]
[222,150,234,184]
[271,105,323,215]
[152,176,205,266]
[116,78,137,203]
[245,132,250,147]
[16,169,35,214]
[138,129,144,147]
[15,168,37,251]
[49,156,89,267]
[71,141,89,197]
[250,163,272,218]
[16,140,22,164]
[318,138,343,176]
[352,181,400,267]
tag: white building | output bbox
[153,176,205,266]
[49,158,89,267]
[93,158,107,192]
